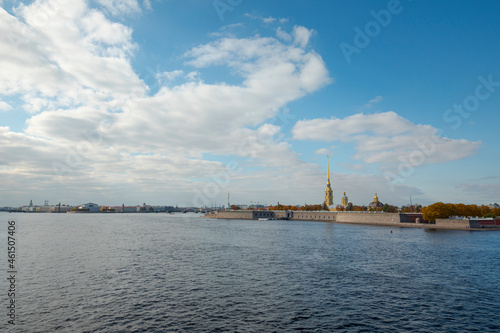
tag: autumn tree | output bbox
[299,204,324,211]
[401,204,422,213]
[421,202,452,222]
[492,208,500,217]
[421,202,495,222]
[382,204,398,213]
[352,205,367,211]
[269,204,294,211]
[480,205,492,216]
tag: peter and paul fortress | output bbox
[212,155,488,230]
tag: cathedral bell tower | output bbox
[324,155,333,208]
[341,192,348,208]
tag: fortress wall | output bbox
[252,211,275,219]
[336,212,402,225]
[291,211,336,221]
[400,213,424,223]
[210,211,498,231]
[435,218,471,229]
[216,210,254,219]
[215,211,407,225]
[274,211,288,219]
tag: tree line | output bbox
[421,203,500,222]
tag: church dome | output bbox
[369,192,384,208]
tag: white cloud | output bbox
[276,27,292,42]
[0,3,333,206]
[292,111,481,168]
[157,70,184,84]
[293,112,413,141]
[293,25,314,48]
[0,100,12,111]
[360,95,383,110]
[184,34,331,115]
[0,1,145,112]
[81,10,136,56]
[185,71,200,81]
[244,13,288,24]
[96,0,141,16]
[314,148,330,155]
[369,95,383,104]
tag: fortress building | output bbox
[369,193,384,209]
[324,155,334,209]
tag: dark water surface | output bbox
[1,213,499,332]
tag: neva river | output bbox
[1,213,499,332]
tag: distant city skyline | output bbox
[1,0,499,207]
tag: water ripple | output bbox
[1,213,499,332]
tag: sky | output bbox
[1,0,499,208]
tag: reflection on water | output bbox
[1,213,499,332]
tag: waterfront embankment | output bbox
[208,210,500,231]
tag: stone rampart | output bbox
[216,210,254,219]
[400,213,423,223]
[209,211,497,231]
[434,218,471,229]
[336,212,401,225]
[291,211,336,221]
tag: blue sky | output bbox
[1,0,499,207]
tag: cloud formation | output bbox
[292,111,481,168]
[0,2,334,205]
[0,1,482,207]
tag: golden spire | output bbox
[324,155,333,208]
[327,155,330,183]
[374,192,379,201]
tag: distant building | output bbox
[50,204,72,213]
[369,193,384,209]
[79,203,101,212]
[123,206,139,213]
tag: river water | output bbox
[1,212,499,332]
